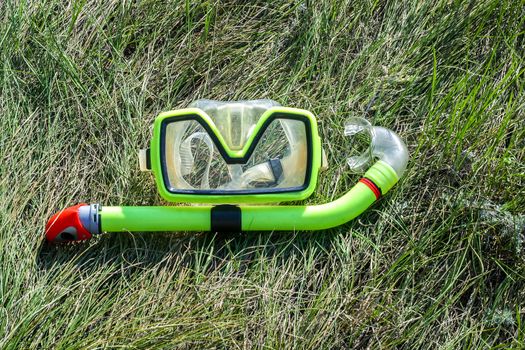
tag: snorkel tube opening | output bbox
[46,204,100,243]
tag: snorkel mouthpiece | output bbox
[45,100,409,243]
[46,204,100,243]
[345,117,409,179]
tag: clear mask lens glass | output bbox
[162,118,309,193]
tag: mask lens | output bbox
[162,117,309,193]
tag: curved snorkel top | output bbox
[372,126,409,178]
[45,112,409,243]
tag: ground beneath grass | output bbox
[1,1,524,348]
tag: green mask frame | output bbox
[144,105,322,204]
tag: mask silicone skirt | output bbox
[45,100,408,243]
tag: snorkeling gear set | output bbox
[45,99,409,243]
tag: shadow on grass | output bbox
[35,209,381,279]
[37,230,324,265]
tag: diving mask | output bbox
[139,99,322,203]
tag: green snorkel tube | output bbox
[45,100,408,243]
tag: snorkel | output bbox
[45,100,408,243]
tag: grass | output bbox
[1,0,524,348]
